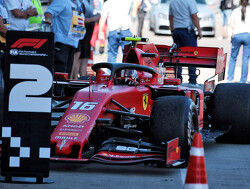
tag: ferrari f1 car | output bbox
[51,37,250,167]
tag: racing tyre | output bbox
[212,83,250,143]
[150,96,199,164]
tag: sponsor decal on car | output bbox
[116,146,150,152]
[54,136,78,140]
[140,78,151,83]
[194,51,198,55]
[55,136,73,140]
[65,113,90,123]
[143,93,148,110]
[62,124,84,128]
[59,132,79,136]
[59,128,83,132]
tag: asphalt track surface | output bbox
[1,16,250,188]
[0,131,250,189]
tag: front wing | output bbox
[51,137,183,167]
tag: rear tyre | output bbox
[150,96,199,164]
[212,83,250,143]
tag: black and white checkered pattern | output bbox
[2,127,50,167]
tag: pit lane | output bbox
[1,17,250,188]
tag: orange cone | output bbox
[184,132,209,189]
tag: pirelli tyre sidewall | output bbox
[150,96,199,163]
[212,83,250,143]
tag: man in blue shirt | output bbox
[169,0,202,85]
[45,0,85,95]
[71,0,100,79]
[44,0,84,76]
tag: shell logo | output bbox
[194,51,198,55]
[101,152,108,156]
[65,113,90,124]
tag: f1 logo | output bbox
[11,38,48,49]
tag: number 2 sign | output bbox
[1,31,54,182]
[9,64,52,113]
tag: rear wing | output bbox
[123,39,227,91]
[155,44,227,82]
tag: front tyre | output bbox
[150,96,199,162]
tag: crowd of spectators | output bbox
[0,0,249,85]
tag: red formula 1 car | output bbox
[51,37,250,167]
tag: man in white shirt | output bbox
[4,0,37,30]
[98,0,133,62]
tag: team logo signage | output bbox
[9,38,49,57]
[11,38,48,49]
[143,93,148,111]
[1,31,54,182]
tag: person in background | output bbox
[131,0,138,22]
[4,0,37,30]
[98,0,133,63]
[90,0,107,54]
[70,0,100,79]
[169,0,202,85]
[45,0,85,94]
[29,0,43,28]
[220,0,235,39]
[227,0,250,83]
[0,0,8,38]
[136,0,151,37]
[0,16,7,38]
[0,0,8,88]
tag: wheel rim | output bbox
[187,111,197,147]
